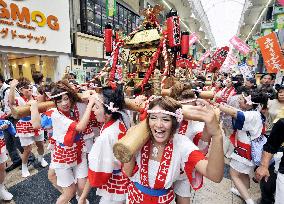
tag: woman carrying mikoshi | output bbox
[9,78,48,178]
[30,80,97,204]
[123,96,224,204]
[218,90,267,204]
[79,84,130,204]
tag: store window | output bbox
[81,0,140,37]
[30,64,36,75]
[18,65,23,77]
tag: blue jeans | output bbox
[3,129,22,164]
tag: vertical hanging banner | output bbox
[198,50,211,64]
[106,0,116,17]
[188,32,199,48]
[229,35,251,55]
[257,32,284,73]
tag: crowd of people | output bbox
[0,69,282,204]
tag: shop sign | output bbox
[261,21,275,29]
[73,68,86,84]
[0,0,71,53]
[273,6,284,15]
[274,13,284,30]
[257,32,284,73]
[106,0,116,17]
[229,35,250,55]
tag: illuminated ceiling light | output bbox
[245,0,273,41]
[161,0,171,10]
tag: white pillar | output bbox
[54,54,71,81]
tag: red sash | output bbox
[230,131,251,160]
[221,87,235,103]
[140,140,173,189]
[128,140,174,203]
[178,120,188,135]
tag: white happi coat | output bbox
[41,106,85,169]
[88,119,129,202]
[15,96,43,137]
[231,110,264,167]
[178,120,209,153]
[127,134,206,204]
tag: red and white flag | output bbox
[198,50,210,63]
[229,35,250,55]
[188,32,199,48]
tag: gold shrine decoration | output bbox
[125,29,160,46]
[129,48,157,64]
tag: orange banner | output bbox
[257,32,284,73]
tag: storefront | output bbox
[0,0,71,82]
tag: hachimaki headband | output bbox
[146,95,183,123]
[46,91,67,99]
[242,93,259,106]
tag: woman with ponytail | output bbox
[79,84,130,204]
[30,80,97,204]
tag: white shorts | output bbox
[84,138,94,153]
[19,134,44,147]
[54,153,88,188]
[230,159,254,175]
[174,177,192,197]
[99,197,125,204]
[0,153,8,164]
[275,173,284,204]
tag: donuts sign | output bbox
[0,0,59,30]
[0,0,71,53]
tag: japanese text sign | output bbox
[0,0,71,53]
[257,32,284,73]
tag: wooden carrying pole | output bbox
[10,91,96,119]
[113,120,149,163]
[11,90,213,119]
[113,104,218,163]
[11,101,56,119]
[161,88,214,99]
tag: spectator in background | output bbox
[32,71,44,97]
[245,78,257,90]
[255,118,284,204]
[265,84,284,135]
[259,74,273,88]
[0,76,23,172]
[257,74,276,101]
